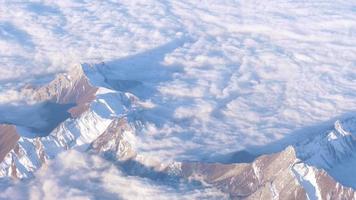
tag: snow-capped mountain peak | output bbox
[296,117,356,170]
[0,64,143,178]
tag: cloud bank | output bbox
[0,150,226,200]
[0,0,181,83]
[1,0,356,171]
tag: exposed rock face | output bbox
[0,64,137,178]
[32,65,98,117]
[179,147,307,200]
[0,125,20,163]
[0,66,98,178]
[314,170,356,200]
[293,163,356,200]
[89,117,136,161]
[0,137,47,178]
[0,88,136,178]
[177,146,356,200]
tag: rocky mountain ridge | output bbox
[0,64,355,199]
[0,64,140,178]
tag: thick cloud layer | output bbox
[0,0,181,84]
[131,0,356,160]
[1,0,356,168]
[0,150,226,200]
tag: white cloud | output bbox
[134,0,356,160]
[0,0,356,192]
[1,0,355,157]
[0,150,226,200]
[0,0,181,82]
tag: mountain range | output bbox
[0,64,356,200]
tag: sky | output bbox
[0,0,356,198]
